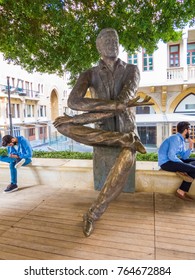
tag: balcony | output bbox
[167,67,183,81]
[0,85,40,99]
[167,65,195,83]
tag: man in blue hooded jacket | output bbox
[0,135,33,193]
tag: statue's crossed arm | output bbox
[53,95,154,128]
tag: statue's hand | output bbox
[53,115,72,128]
[116,102,127,112]
[126,96,140,107]
[127,95,154,107]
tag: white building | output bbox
[121,26,195,150]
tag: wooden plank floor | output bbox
[0,183,195,260]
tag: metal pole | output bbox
[7,77,13,135]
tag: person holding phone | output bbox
[158,121,195,201]
[0,135,33,193]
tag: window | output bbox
[128,54,138,65]
[187,43,195,65]
[39,105,47,117]
[136,105,155,114]
[16,104,20,118]
[136,106,150,114]
[40,106,43,117]
[137,126,156,145]
[63,106,69,114]
[169,45,180,67]
[39,126,47,139]
[38,83,44,94]
[6,103,20,118]
[143,50,153,71]
[27,105,31,117]
[41,84,44,94]
[185,104,195,110]
[11,78,15,88]
[25,81,29,93]
[29,128,35,137]
[11,104,15,118]
[17,79,24,90]
[25,104,35,117]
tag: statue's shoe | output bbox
[83,214,94,237]
[129,132,146,154]
[134,139,147,154]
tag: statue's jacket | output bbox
[68,58,140,134]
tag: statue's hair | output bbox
[96,28,118,52]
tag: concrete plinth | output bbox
[93,146,135,193]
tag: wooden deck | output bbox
[0,183,195,260]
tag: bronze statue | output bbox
[54,28,153,237]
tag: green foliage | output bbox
[0,148,8,156]
[32,150,93,159]
[136,152,158,162]
[0,147,194,161]
[0,0,195,83]
[0,147,93,159]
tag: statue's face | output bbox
[99,31,119,59]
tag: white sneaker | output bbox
[15,158,25,169]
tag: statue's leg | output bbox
[55,123,146,153]
[83,147,136,236]
[54,112,114,125]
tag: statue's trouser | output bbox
[87,147,135,221]
[56,123,136,221]
[56,123,134,148]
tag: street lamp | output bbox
[7,76,13,135]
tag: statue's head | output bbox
[96,28,119,59]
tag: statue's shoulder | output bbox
[125,62,139,71]
[117,59,138,72]
[80,65,98,76]
[125,63,140,78]
[90,65,100,72]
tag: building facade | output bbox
[122,26,195,150]
[0,53,71,148]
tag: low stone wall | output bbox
[0,159,94,191]
[136,169,195,194]
[1,159,195,195]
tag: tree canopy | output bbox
[0,0,195,83]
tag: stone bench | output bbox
[136,162,195,195]
[0,159,195,195]
[0,159,93,190]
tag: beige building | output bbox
[0,53,70,147]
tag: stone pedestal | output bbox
[93,146,135,193]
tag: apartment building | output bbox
[121,26,195,150]
[0,53,71,147]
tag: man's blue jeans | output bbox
[0,156,31,184]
